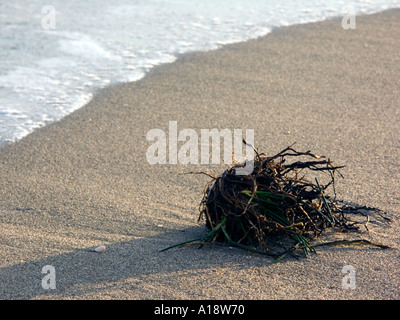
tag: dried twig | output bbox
[162,145,393,262]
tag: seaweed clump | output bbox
[163,144,392,262]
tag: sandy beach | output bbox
[1,9,399,300]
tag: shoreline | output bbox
[2,7,399,148]
[1,9,399,299]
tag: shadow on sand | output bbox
[0,224,275,299]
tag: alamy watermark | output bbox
[41,5,56,30]
[341,6,356,30]
[39,263,357,292]
[341,265,356,290]
[146,121,254,175]
[41,265,56,290]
